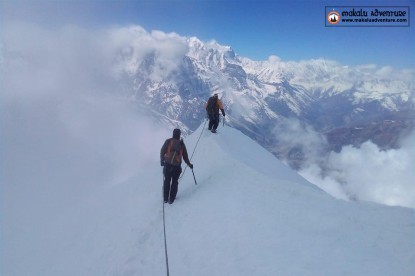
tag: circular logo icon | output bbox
[327,11,340,25]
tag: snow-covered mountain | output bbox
[116,33,415,166]
[3,122,414,275]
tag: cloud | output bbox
[2,22,116,101]
[299,133,415,209]
[272,118,415,209]
[1,21,189,105]
[267,55,281,63]
[106,25,188,81]
[0,22,175,211]
[272,118,329,166]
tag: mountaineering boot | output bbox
[211,129,217,133]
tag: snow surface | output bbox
[2,122,414,276]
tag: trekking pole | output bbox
[191,168,197,185]
[222,115,225,127]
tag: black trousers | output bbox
[163,164,182,202]
[208,113,220,130]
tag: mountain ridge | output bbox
[116,31,414,168]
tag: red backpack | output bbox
[164,139,183,166]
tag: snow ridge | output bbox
[4,123,415,275]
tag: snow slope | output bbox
[2,123,415,275]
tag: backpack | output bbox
[164,139,183,166]
[206,96,219,115]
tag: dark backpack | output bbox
[206,96,219,115]
[164,138,183,166]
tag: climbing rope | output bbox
[180,119,208,179]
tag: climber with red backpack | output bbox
[205,93,225,133]
[160,128,193,204]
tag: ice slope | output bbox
[2,124,415,276]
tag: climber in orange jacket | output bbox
[205,93,225,133]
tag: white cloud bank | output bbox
[274,118,415,209]
[1,22,188,222]
[300,134,415,208]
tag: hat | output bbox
[173,128,181,139]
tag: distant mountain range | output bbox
[117,35,415,169]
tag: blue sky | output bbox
[2,0,414,68]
